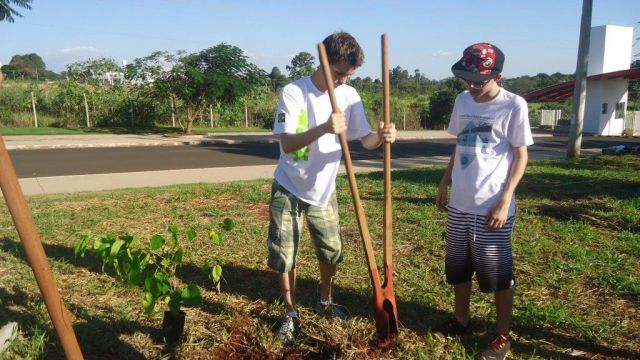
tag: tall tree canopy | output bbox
[0,0,32,22]
[129,44,266,134]
[268,66,289,92]
[66,58,122,84]
[4,53,48,79]
[286,52,315,80]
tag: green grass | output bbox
[0,155,638,359]
[0,126,270,136]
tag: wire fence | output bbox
[0,81,279,130]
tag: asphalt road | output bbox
[8,135,640,179]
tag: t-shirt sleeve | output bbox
[508,97,534,147]
[345,90,372,141]
[447,95,462,136]
[273,85,302,135]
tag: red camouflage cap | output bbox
[451,43,504,82]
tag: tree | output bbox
[130,44,266,134]
[66,58,122,85]
[7,53,45,79]
[268,66,289,93]
[286,52,315,80]
[390,66,410,92]
[426,89,457,129]
[0,0,32,22]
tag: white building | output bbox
[583,25,634,135]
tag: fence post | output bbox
[244,100,248,128]
[170,97,176,128]
[83,94,91,127]
[210,104,214,128]
[31,92,38,128]
[403,107,406,130]
[130,100,134,128]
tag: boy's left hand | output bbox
[377,121,397,144]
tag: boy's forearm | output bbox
[499,146,528,202]
[280,124,328,153]
[439,150,455,188]
[360,132,382,150]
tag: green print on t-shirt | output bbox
[292,109,309,161]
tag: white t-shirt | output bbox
[447,88,534,216]
[273,76,371,208]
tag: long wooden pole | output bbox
[381,34,392,271]
[0,135,84,359]
[380,34,399,338]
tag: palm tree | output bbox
[0,0,32,23]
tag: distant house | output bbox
[525,25,639,136]
[584,25,634,135]
[94,71,125,86]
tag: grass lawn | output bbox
[0,155,638,359]
[0,126,270,136]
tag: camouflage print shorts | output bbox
[267,181,343,273]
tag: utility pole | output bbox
[567,0,592,158]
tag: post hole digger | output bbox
[317,34,399,341]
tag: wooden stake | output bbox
[31,92,38,128]
[0,136,84,359]
[83,94,90,127]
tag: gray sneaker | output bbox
[480,333,511,360]
[275,315,301,344]
[315,301,349,320]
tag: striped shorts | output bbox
[267,181,343,273]
[444,207,515,293]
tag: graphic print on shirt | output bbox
[292,109,309,161]
[456,115,495,169]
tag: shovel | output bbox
[317,34,399,341]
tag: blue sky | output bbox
[1,0,638,80]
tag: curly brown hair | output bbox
[322,31,364,68]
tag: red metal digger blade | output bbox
[373,265,399,340]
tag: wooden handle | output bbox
[0,135,84,359]
[317,43,381,288]
[382,34,393,269]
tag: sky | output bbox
[1,0,639,80]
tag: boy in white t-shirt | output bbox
[268,31,397,344]
[435,43,533,360]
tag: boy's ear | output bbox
[494,74,503,82]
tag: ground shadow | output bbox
[518,171,640,201]
[0,286,150,360]
[0,236,229,353]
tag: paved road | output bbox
[9,139,456,178]
[10,135,640,179]
[6,133,639,196]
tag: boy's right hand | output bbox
[324,112,346,134]
[436,184,449,211]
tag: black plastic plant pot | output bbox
[162,310,186,344]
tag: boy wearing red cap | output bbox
[435,43,533,360]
